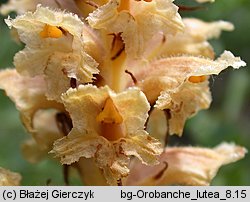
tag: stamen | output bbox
[40,24,63,38]
[96,97,123,124]
[56,112,73,136]
[164,109,171,147]
[117,179,123,186]
[85,0,99,8]
[55,113,72,186]
[178,5,204,12]
[111,45,125,60]
[109,33,117,51]
[109,33,125,60]
[70,78,77,89]
[145,103,155,129]
[188,75,207,83]
[162,35,166,43]
[92,74,105,86]
[58,27,68,35]
[110,33,125,60]
[63,165,70,186]
[125,69,137,85]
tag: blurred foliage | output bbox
[0,0,249,185]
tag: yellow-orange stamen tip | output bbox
[40,24,63,39]
[96,97,123,124]
[188,75,207,83]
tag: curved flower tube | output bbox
[125,51,246,135]
[126,143,247,185]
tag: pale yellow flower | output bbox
[120,17,240,137]
[51,84,162,185]
[0,69,62,131]
[0,69,64,163]
[0,0,82,16]
[126,143,247,185]
[125,51,246,135]
[0,0,247,187]
[5,5,98,102]
[87,0,184,57]
[144,18,234,60]
[183,18,234,40]
[0,167,21,186]
[0,0,43,15]
[21,110,63,163]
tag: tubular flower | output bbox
[0,0,247,186]
[126,51,246,135]
[87,0,184,57]
[0,0,82,16]
[126,143,247,185]
[122,17,242,135]
[0,69,63,131]
[0,69,64,163]
[21,110,64,163]
[51,84,162,185]
[5,5,98,102]
[0,167,22,186]
[143,18,234,60]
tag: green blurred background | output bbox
[0,0,249,185]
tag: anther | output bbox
[109,33,117,51]
[70,78,77,89]
[111,45,125,60]
[85,0,99,8]
[178,5,204,12]
[125,69,137,85]
[56,112,73,136]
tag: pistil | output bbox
[96,97,125,141]
[40,24,63,38]
[188,75,207,83]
